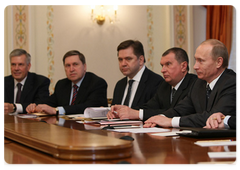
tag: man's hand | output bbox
[35,104,57,115]
[4,103,14,114]
[26,103,37,113]
[204,112,225,129]
[108,105,139,120]
[143,115,172,128]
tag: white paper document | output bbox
[83,107,110,118]
[17,114,38,118]
[109,127,170,133]
[194,140,236,147]
[208,152,236,158]
[151,130,192,137]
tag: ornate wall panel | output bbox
[173,5,188,50]
[146,6,154,70]
[47,5,55,94]
[13,5,29,51]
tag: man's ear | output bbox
[216,57,223,68]
[181,61,188,72]
[139,55,145,65]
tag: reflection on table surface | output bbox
[4,115,236,164]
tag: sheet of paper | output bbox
[208,152,236,158]
[194,140,236,147]
[100,120,142,125]
[151,130,192,137]
[84,107,110,118]
[109,127,170,133]
[17,114,38,118]
[197,161,235,164]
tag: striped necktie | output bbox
[71,84,78,105]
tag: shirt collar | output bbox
[207,70,225,90]
[172,76,185,91]
[71,74,85,88]
[14,76,27,87]
[128,65,146,82]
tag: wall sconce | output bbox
[91,5,118,25]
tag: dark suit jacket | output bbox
[228,116,236,129]
[111,67,163,108]
[4,72,50,113]
[141,73,197,121]
[45,72,108,115]
[163,69,236,127]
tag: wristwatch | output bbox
[55,107,59,116]
[12,104,17,112]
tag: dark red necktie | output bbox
[71,84,78,105]
[16,83,22,103]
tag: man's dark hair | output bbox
[62,50,86,65]
[117,40,146,62]
[162,47,189,71]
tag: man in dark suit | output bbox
[4,49,50,114]
[111,40,163,109]
[26,50,108,115]
[144,39,236,128]
[107,47,197,120]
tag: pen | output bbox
[212,116,225,120]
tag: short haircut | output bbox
[9,49,31,64]
[201,39,229,68]
[62,50,86,65]
[117,40,146,63]
[162,47,189,71]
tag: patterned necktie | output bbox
[71,84,78,105]
[171,88,176,103]
[16,83,22,103]
[123,80,134,106]
[206,84,212,108]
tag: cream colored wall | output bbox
[4,5,172,98]
[4,5,210,98]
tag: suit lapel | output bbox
[118,78,128,104]
[206,70,228,110]
[6,76,15,102]
[21,73,34,102]
[74,74,89,104]
[171,73,189,106]
[131,68,148,107]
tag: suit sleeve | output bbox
[228,116,236,129]
[63,78,108,114]
[22,77,50,113]
[179,77,236,127]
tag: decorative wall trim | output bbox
[13,5,29,50]
[146,6,154,70]
[47,5,55,94]
[174,5,188,50]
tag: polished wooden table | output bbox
[4,115,236,164]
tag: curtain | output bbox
[205,5,233,55]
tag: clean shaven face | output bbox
[64,55,86,84]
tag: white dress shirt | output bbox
[121,65,146,108]
[58,75,85,115]
[12,76,27,114]
[171,71,224,127]
[138,76,185,120]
